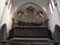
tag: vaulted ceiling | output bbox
[10,0,49,12]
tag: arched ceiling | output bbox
[10,0,49,13]
[16,2,44,13]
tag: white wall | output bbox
[0,0,12,33]
[56,0,60,14]
[0,0,6,22]
[48,0,60,33]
